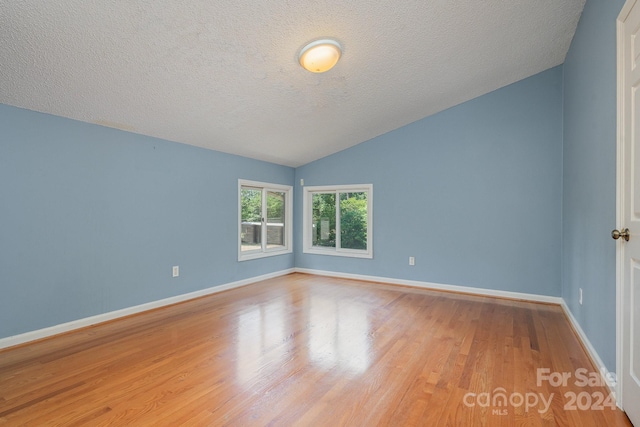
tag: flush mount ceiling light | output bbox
[299,39,342,73]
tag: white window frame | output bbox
[238,179,293,261]
[303,184,373,259]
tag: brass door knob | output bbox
[612,228,630,241]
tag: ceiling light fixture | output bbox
[299,39,342,73]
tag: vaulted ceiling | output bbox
[0,0,585,167]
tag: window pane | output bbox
[312,193,336,248]
[241,188,262,252]
[266,191,286,250]
[339,192,367,250]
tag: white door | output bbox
[617,1,640,424]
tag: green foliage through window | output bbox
[311,190,368,251]
[241,188,262,223]
[312,193,336,247]
[340,192,367,250]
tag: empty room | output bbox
[1,0,639,425]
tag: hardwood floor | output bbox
[0,273,632,426]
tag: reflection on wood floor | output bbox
[0,273,632,426]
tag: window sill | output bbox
[303,248,373,259]
[239,248,292,262]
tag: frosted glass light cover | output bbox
[299,40,342,73]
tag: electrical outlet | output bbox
[300,179,304,186]
[172,266,179,278]
[579,288,583,305]
[409,256,415,266]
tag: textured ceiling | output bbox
[0,0,585,167]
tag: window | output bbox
[239,180,292,261]
[303,184,373,258]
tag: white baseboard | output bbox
[0,268,294,350]
[560,302,619,404]
[294,268,564,304]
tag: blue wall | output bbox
[295,67,564,297]
[0,105,294,339]
[562,0,624,372]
